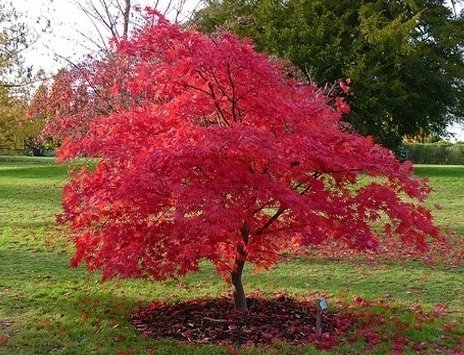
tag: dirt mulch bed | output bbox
[129,294,354,348]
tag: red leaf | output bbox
[339,81,350,93]
[115,334,126,342]
[412,342,428,351]
[431,303,448,318]
[442,320,459,331]
[0,334,8,345]
[80,312,89,321]
[35,9,442,301]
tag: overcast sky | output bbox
[13,0,464,141]
[15,0,201,72]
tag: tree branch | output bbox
[256,209,286,235]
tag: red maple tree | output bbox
[35,11,440,312]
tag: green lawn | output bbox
[0,157,463,354]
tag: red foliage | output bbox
[34,11,441,287]
[304,229,463,268]
[392,336,411,354]
[412,342,429,351]
[443,320,459,331]
[356,328,380,347]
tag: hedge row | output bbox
[404,143,464,165]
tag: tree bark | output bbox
[231,223,249,312]
[231,257,247,312]
[122,0,130,39]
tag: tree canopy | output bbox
[193,0,464,150]
[0,2,46,153]
[33,11,442,312]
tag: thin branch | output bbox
[75,29,109,52]
[226,62,239,122]
[207,82,231,127]
[252,199,277,215]
[97,0,121,39]
[182,0,205,23]
[122,0,130,38]
[184,83,212,97]
[72,1,110,49]
[163,0,174,17]
[256,209,286,235]
[322,168,364,174]
[450,0,458,18]
[52,53,116,114]
[0,80,36,88]
[255,171,323,235]
[210,69,232,101]
[235,84,274,102]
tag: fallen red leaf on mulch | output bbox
[129,295,354,348]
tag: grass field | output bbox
[0,157,463,354]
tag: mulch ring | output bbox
[129,294,354,348]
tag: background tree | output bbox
[44,1,205,124]
[0,85,46,154]
[1,2,30,89]
[0,87,25,153]
[68,0,203,53]
[0,1,49,88]
[0,2,48,153]
[193,0,464,150]
[37,12,441,312]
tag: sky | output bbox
[14,0,201,72]
[12,0,464,141]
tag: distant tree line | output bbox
[0,1,49,154]
[405,141,464,164]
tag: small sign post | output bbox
[316,297,328,335]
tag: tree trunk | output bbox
[122,0,131,39]
[231,223,249,312]
[231,257,248,312]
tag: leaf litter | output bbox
[130,294,353,349]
